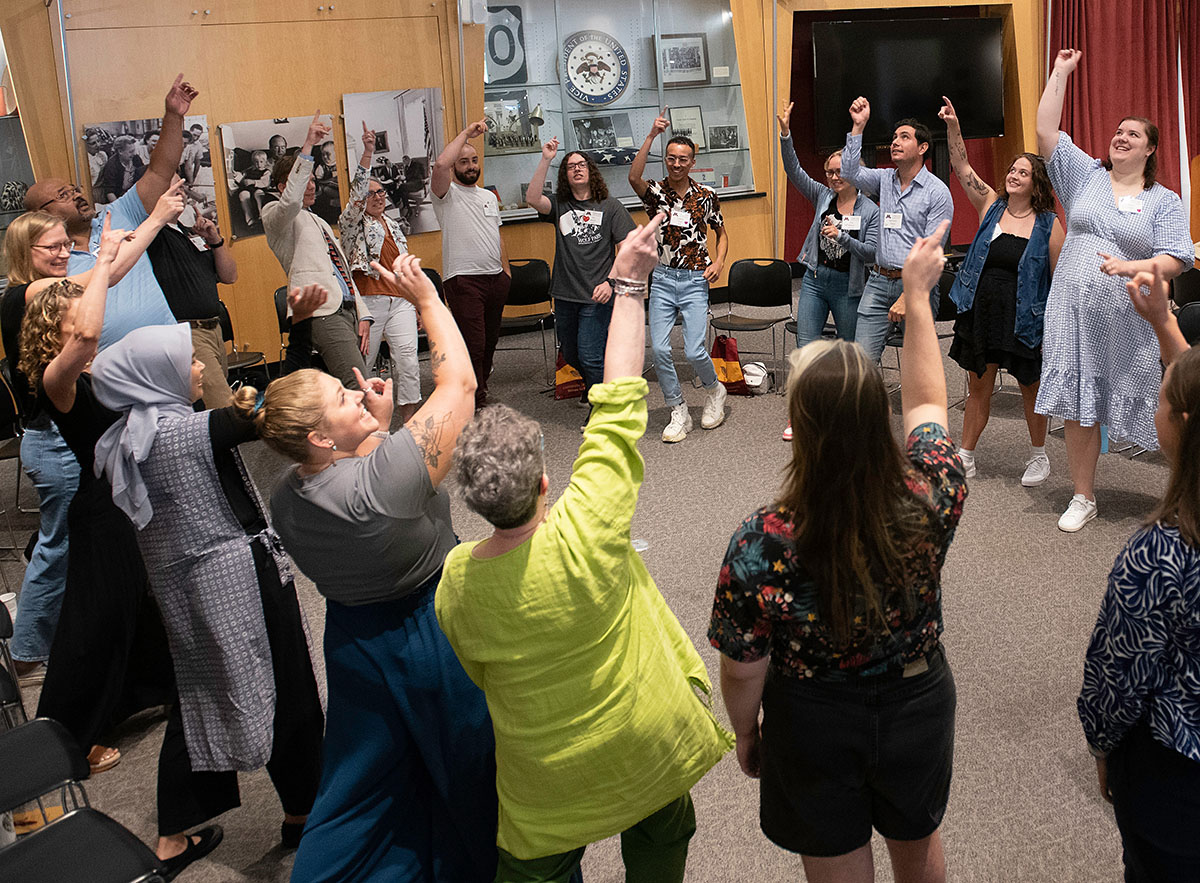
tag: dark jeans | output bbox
[1108,721,1200,882]
[445,271,511,407]
[554,297,613,397]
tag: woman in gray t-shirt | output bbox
[261,253,498,882]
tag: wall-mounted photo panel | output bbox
[343,88,445,236]
[570,113,637,165]
[218,115,342,240]
[82,114,214,219]
[483,90,542,156]
[667,106,706,150]
[656,33,711,88]
[708,125,739,150]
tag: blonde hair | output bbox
[18,280,84,385]
[4,212,67,286]
[235,369,327,463]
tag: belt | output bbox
[186,317,220,330]
[871,264,903,280]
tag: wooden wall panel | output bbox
[0,0,72,180]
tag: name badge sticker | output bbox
[189,235,210,252]
[1117,195,1144,214]
[883,212,903,230]
[669,207,692,227]
[840,214,862,232]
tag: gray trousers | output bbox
[310,305,367,387]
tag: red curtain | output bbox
[1181,0,1200,243]
[1048,0,1181,194]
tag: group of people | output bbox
[0,46,1196,883]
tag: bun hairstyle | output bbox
[18,279,85,384]
[233,369,328,463]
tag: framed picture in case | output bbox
[655,33,711,88]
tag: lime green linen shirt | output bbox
[436,376,733,860]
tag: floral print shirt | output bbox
[709,423,967,680]
[337,163,408,279]
[640,178,724,271]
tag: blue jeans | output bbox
[649,267,718,407]
[555,297,613,396]
[856,272,940,363]
[796,264,858,348]
[10,425,80,663]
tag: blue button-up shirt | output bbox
[840,133,953,270]
[67,186,176,351]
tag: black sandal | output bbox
[161,824,224,880]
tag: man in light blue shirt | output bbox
[25,74,199,351]
[841,96,953,362]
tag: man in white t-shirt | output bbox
[432,120,511,408]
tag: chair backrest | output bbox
[0,358,20,440]
[0,598,11,639]
[217,300,234,345]
[422,267,445,302]
[273,285,291,334]
[935,269,958,322]
[1171,266,1200,307]
[506,259,551,308]
[727,259,792,309]
[0,807,166,882]
[1178,301,1200,346]
[0,718,90,814]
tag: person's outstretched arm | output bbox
[371,253,475,485]
[840,96,883,199]
[431,120,487,199]
[776,101,825,206]
[603,214,664,381]
[1126,267,1189,365]
[337,121,376,236]
[629,109,668,199]
[899,219,951,436]
[939,96,995,218]
[525,138,557,214]
[1037,49,1080,159]
[137,74,199,213]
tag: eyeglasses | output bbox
[37,185,82,210]
[32,241,73,255]
[824,169,842,179]
[367,189,387,198]
[565,161,588,171]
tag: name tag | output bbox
[1117,195,1144,214]
[483,198,500,218]
[883,212,903,230]
[840,214,861,231]
[669,207,692,228]
[189,235,210,252]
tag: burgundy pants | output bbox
[444,271,510,406]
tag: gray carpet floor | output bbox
[5,313,1153,881]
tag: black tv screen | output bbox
[812,17,1004,149]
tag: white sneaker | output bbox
[1021,453,1051,487]
[1057,494,1097,532]
[958,449,976,478]
[662,403,693,443]
[701,382,727,429]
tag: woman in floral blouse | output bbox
[1078,266,1200,882]
[710,221,966,883]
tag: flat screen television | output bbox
[812,17,1004,149]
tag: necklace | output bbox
[1006,205,1034,219]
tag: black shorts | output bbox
[759,645,956,857]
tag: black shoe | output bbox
[281,820,305,850]
[161,825,224,880]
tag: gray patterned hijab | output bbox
[91,323,195,529]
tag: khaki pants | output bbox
[190,323,234,408]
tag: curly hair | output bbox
[454,404,545,529]
[554,151,609,203]
[1002,153,1056,215]
[239,369,328,464]
[18,279,85,385]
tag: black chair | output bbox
[0,359,34,516]
[0,364,24,583]
[416,268,446,357]
[1170,266,1200,307]
[0,808,166,882]
[1179,301,1200,346]
[0,718,91,821]
[0,602,27,730]
[273,285,291,368]
[709,259,793,390]
[880,268,958,389]
[217,301,266,387]
[499,259,554,385]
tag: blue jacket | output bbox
[779,135,879,300]
[949,199,1054,349]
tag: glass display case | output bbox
[472,0,755,219]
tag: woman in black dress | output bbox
[939,96,1064,487]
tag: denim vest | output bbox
[949,199,1054,348]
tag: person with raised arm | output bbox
[1078,266,1200,881]
[840,97,953,363]
[526,137,635,421]
[629,108,729,443]
[938,95,1065,486]
[777,99,879,441]
[24,73,199,350]
[712,221,965,883]
[1034,49,1195,532]
[339,121,422,422]
[262,253,495,882]
[436,214,732,883]
[431,119,511,408]
[263,110,373,389]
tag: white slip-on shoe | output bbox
[1057,494,1097,532]
[701,382,727,429]
[1021,453,1051,487]
[957,449,976,478]
[662,403,693,443]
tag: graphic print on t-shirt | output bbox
[560,208,604,246]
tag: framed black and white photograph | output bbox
[708,125,739,150]
[668,106,707,150]
[83,114,214,218]
[343,87,446,236]
[483,89,541,155]
[219,115,341,240]
[656,33,711,88]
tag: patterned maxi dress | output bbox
[1035,132,1194,450]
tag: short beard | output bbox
[454,168,480,186]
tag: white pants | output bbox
[363,294,420,405]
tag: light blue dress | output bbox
[1035,132,1194,450]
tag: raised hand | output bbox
[191,213,221,244]
[776,101,794,137]
[307,110,332,146]
[650,108,670,137]
[96,214,133,263]
[360,121,376,156]
[287,284,329,323]
[465,118,489,139]
[849,96,871,130]
[371,253,437,305]
[612,213,665,281]
[1125,267,1171,329]
[938,96,959,128]
[151,178,187,224]
[1053,48,1082,75]
[164,73,199,117]
[541,137,560,160]
[901,219,950,296]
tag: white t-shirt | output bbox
[432,180,504,281]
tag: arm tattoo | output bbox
[1054,73,1061,96]
[966,173,990,196]
[427,340,447,382]
[409,412,451,471]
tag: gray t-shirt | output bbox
[540,194,636,304]
[270,429,456,606]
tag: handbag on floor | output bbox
[554,352,585,400]
[710,335,752,395]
